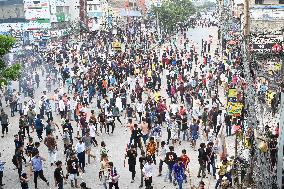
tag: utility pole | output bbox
[219,0,224,59]
[242,1,256,186]
[277,83,284,189]
[242,1,278,188]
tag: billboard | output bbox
[250,6,284,21]
[24,0,50,21]
[250,35,284,54]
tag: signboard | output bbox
[24,0,51,22]
[250,6,284,21]
[227,88,241,116]
[250,35,284,54]
[228,88,237,98]
[227,102,243,116]
[112,42,121,50]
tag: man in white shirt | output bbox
[142,158,153,188]
[216,110,224,136]
[66,97,72,121]
[70,98,77,121]
[170,102,179,115]
[22,101,29,116]
[53,90,59,113]
[75,138,86,172]
[157,141,167,176]
[136,100,144,123]
[58,97,65,119]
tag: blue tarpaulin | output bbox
[252,5,284,9]
[88,11,103,18]
[120,10,142,17]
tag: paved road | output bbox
[0,26,236,189]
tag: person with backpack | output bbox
[0,110,9,138]
[126,145,137,183]
[44,131,57,166]
[138,150,147,188]
[108,162,120,189]
[13,144,25,178]
[165,146,177,183]
[20,173,29,189]
[197,143,207,178]
[67,152,80,188]
[34,114,44,141]
[54,161,66,189]
[80,182,91,189]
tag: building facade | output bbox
[0,0,25,23]
[252,0,284,5]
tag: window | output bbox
[255,0,263,4]
[280,0,284,4]
[56,6,64,13]
[64,6,69,14]
[88,5,92,11]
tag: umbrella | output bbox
[227,40,236,45]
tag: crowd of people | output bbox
[0,11,280,189]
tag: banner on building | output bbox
[227,102,243,116]
[250,35,284,54]
[24,0,51,21]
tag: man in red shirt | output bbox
[180,149,190,182]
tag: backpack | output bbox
[12,155,17,166]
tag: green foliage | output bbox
[0,35,22,87]
[152,0,196,34]
[0,35,15,56]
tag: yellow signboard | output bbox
[227,102,243,116]
[228,88,237,98]
[112,42,121,50]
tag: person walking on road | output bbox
[197,143,207,178]
[126,145,137,183]
[75,137,86,173]
[54,161,66,189]
[0,155,5,189]
[108,162,120,189]
[44,131,57,166]
[165,146,177,183]
[31,150,49,189]
[0,110,9,138]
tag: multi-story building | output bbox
[249,0,284,33]
[86,0,105,31]
[253,0,284,5]
[0,0,74,30]
[0,0,25,23]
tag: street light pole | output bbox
[219,0,224,59]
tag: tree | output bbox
[151,0,196,34]
[0,35,21,87]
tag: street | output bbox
[0,25,239,189]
